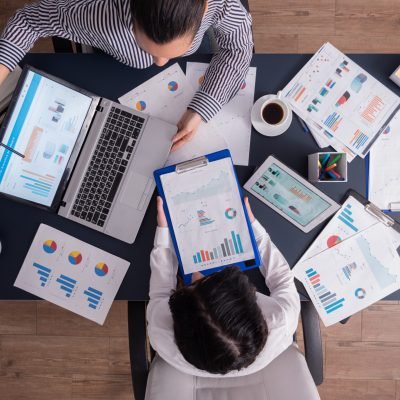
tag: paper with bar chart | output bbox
[0,70,93,206]
[160,157,255,274]
[186,62,257,166]
[14,224,130,324]
[118,63,229,165]
[294,223,400,326]
[282,42,400,158]
[369,110,400,210]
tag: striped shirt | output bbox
[0,0,253,122]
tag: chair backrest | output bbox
[144,344,320,400]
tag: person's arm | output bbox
[188,0,253,122]
[252,219,301,336]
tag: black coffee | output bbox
[262,102,284,125]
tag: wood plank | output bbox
[326,341,400,379]
[109,337,132,375]
[319,379,396,400]
[362,304,400,342]
[37,301,128,337]
[253,34,298,54]
[0,376,72,400]
[250,0,335,36]
[336,0,400,36]
[72,374,133,400]
[298,35,400,54]
[0,335,112,378]
[0,301,36,335]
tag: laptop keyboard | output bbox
[71,106,145,227]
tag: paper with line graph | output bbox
[294,223,400,326]
[15,224,130,325]
[282,42,400,158]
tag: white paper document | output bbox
[369,110,400,210]
[294,223,400,326]
[15,224,130,325]
[282,43,400,158]
[186,62,256,166]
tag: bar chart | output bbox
[20,169,55,198]
[324,112,343,131]
[56,274,77,298]
[84,287,103,310]
[306,267,345,314]
[33,262,52,287]
[338,203,359,232]
[193,230,244,264]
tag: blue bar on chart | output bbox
[84,287,103,310]
[338,203,358,232]
[20,170,55,198]
[305,268,345,314]
[56,274,77,298]
[192,230,244,264]
[33,262,52,287]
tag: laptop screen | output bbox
[0,69,93,207]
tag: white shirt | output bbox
[147,220,301,378]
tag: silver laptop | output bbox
[0,66,176,243]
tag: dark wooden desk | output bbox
[1,52,399,300]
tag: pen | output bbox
[327,153,342,167]
[296,115,310,133]
[325,163,337,172]
[0,143,24,158]
[320,153,330,166]
[327,170,338,180]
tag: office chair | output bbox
[127,299,323,400]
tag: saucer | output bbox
[251,95,293,137]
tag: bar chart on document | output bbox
[296,223,400,326]
[161,158,254,274]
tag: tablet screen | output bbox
[250,163,331,227]
[160,158,255,274]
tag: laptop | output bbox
[0,66,177,243]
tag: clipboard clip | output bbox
[365,203,395,227]
[176,156,208,174]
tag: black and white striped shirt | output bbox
[0,0,253,122]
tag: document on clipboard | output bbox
[293,191,400,326]
[154,150,260,284]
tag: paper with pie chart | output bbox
[294,223,400,326]
[14,224,130,325]
[160,157,255,274]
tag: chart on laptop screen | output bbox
[161,158,254,275]
[0,70,93,206]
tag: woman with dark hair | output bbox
[147,196,300,376]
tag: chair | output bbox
[127,299,323,400]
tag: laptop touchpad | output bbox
[120,172,152,210]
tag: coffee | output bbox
[262,102,284,125]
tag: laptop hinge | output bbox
[96,105,104,112]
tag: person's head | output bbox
[131,0,208,67]
[169,267,268,374]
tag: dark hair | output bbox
[130,0,207,44]
[169,267,268,374]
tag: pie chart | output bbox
[327,235,342,248]
[168,81,178,92]
[225,208,237,220]
[136,100,146,111]
[43,240,57,254]
[69,251,83,265]
[241,81,246,90]
[355,288,366,299]
[95,262,109,277]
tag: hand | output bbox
[156,196,168,228]
[171,110,202,152]
[244,196,255,223]
[0,65,10,87]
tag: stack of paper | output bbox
[282,43,400,161]
[15,224,130,325]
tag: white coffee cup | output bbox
[251,92,293,137]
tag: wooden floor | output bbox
[1,0,400,399]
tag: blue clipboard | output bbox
[154,149,261,285]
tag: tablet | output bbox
[244,156,340,233]
[154,150,260,283]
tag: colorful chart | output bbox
[168,81,178,92]
[56,274,77,298]
[43,239,57,254]
[197,210,214,226]
[241,81,246,90]
[95,262,109,277]
[225,208,237,220]
[33,263,52,287]
[383,125,391,135]
[136,100,146,111]
[68,251,82,265]
[338,204,358,232]
[327,235,342,248]
[355,288,366,299]
[84,287,103,310]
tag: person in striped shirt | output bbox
[0,0,253,151]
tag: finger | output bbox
[171,132,195,152]
[156,196,163,212]
[244,197,255,222]
[172,129,192,143]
